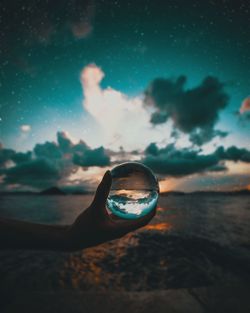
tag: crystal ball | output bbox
[106,162,159,219]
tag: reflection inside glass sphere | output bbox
[107,162,159,219]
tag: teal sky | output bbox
[0,0,249,192]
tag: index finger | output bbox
[91,170,112,218]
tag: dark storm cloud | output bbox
[142,143,250,176]
[34,131,110,168]
[73,147,110,167]
[72,140,89,154]
[142,143,222,176]
[189,129,228,147]
[34,142,62,159]
[0,132,110,190]
[0,147,15,168]
[11,151,32,164]
[1,159,61,189]
[0,145,32,167]
[207,164,228,172]
[57,131,73,153]
[216,146,250,163]
[145,76,229,145]
[1,132,249,190]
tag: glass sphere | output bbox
[107,162,159,219]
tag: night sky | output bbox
[0,0,250,192]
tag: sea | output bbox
[0,194,250,291]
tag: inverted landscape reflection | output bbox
[107,190,158,219]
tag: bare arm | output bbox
[0,171,156,251]
[0,218,70,250]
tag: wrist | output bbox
[66,224,85,251]
[58,225,76,251]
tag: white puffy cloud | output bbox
[80,64,164,151]
[20,124,31,132]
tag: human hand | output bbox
[68,170,156,250]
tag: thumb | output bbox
[91,170,112,213]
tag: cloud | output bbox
[216,146,250,163]
[20,125,31,133]
[238,97,250,122]
[34,142,62,159]
[1,159,61,189]
[11,151,32,164]
[142,143,222,176]
[144,76,229,145]
[189,129,228,147]
[57,131,73,153]
[73,146,110,167]
[1,133,250,191]
[0,146,15,168]
[80,64,151,150]
[142,143,250,176]
[0,145,32,168]
[37,131,110,167]
[72,140,89,154]
[80,64,229,151]
[240,97,250,114]
[0,131,110,190]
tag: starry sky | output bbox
[0,0,250,192]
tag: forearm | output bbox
[0,218,72,251]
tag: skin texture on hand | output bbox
[68,170,156,250]
[0,171,156,251]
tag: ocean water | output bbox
[157,194,250,247]
[0,194,94,225]
[0,194,250,291]
[0,194,249,246]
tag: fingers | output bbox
[91,170,112,216]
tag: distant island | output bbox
[0,186,93,196]
[40,186,93,195]
[160,189,250,196]
[0,188,250,196]
[40,187,66,195]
